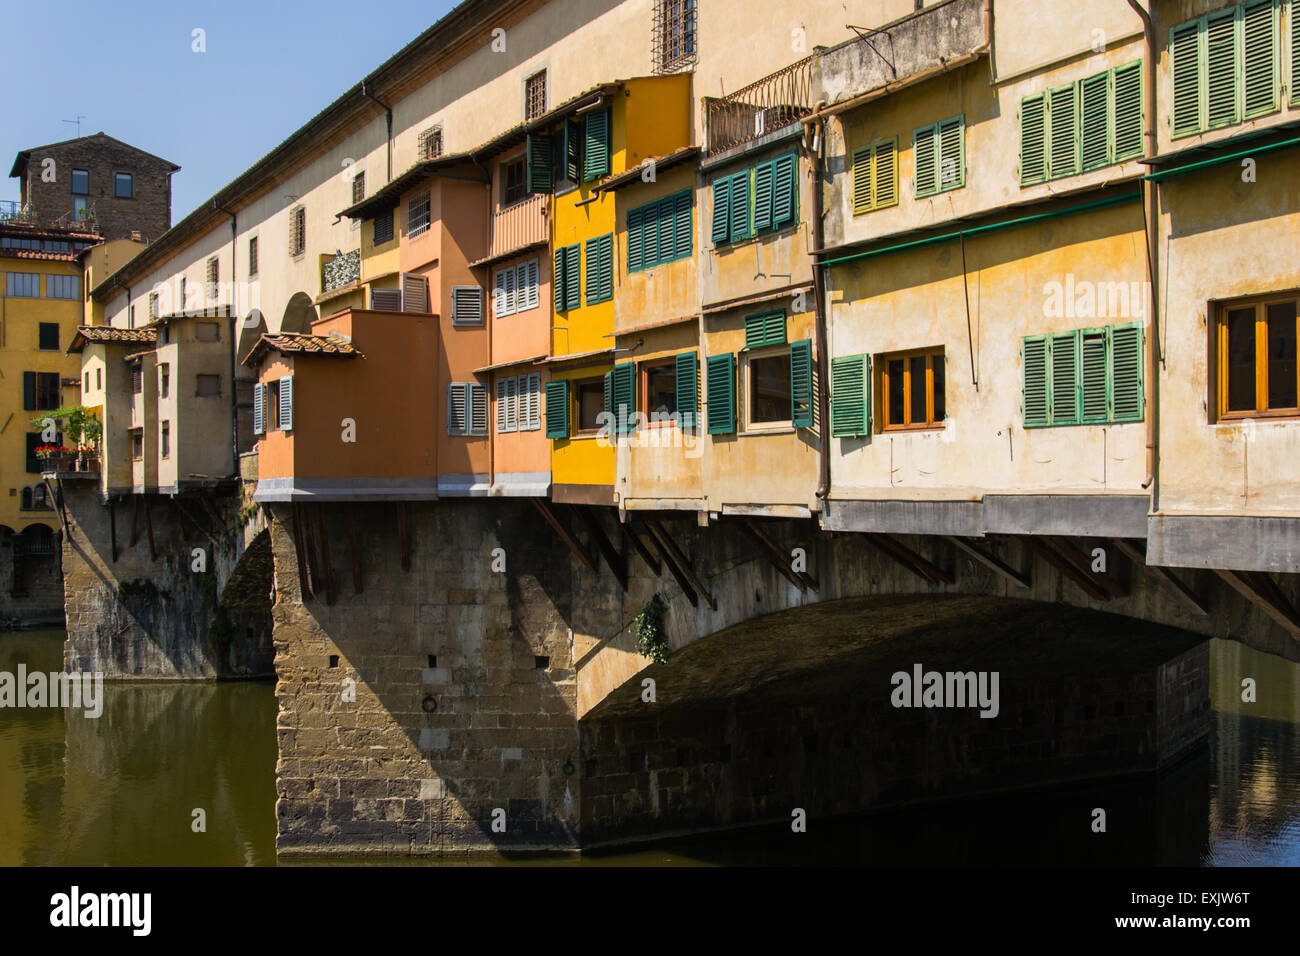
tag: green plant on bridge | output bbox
[633,594,670,664]
[29,406,102,450]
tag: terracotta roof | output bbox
[243,332,365,367]
[0,249,79,262]
[123,347,156,362]
[592,146,700,193]
[66,325,158,354]
[534,346,614,367]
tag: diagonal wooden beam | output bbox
[531,498,597,574]
[622,519,661,575]
[738,519,810,592]
[1215,569,1300,640]
[865,533,954,585]
[575,505,628,590]
[743,518,820,592]
[144,496,157,561]
[290,504,312,600]
[315,505,335,606]
[110,497,118,563]
[639,520,696,607]
[130,495,139,548]
[346,504,363,594]
[645,518,716,610]
[1111,538,1208,617]
[1019,536,1109,602]
[1049,536,1126,598]
[946,535,1031,589]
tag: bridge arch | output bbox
[280,292,317,334]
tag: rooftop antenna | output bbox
[63,115,86,138]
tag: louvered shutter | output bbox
[554,248,566,311]
[493,268,511,318]
[643,199,661,267]
[1206,10,1238,129]
[524,373,541,430]
[1020,94,1047,186]
[582,107,611,182]
[673,191,692,258]
[874,139,897,208]
[447,383,467,435]
[830,354,869,437]
[1079,72,1111,172]
[564,117,582,182]
[711,176,731,245]
[675,351,698,427]
[470,384,489,435]
[253,382,265,435]
[753,160,774,232]
[790,339,813,428]
[1110,324,1144,422]
[913,123,937,197]
[504,376,518,432]
[23,371,36,410]
[504,266,518,316]
[564,245,580,310]
[1170,22,1203,137]
[496,377,509,432]
[452,286,483,325]
[706,353,735,435]
[280,375,293,431]
[627,206,644,271]
[603,370,613,433]
[1050,331,1079,425]
[1080,330,1109,423]
[745,310,786,349]
[527,132,553,193]
[545,380,568,438]
[1048,86,1078,179]
[772,153,797,225]
[729,171,751,241]
[1290,0,1300,106]
[1242,0,1278,118]
[402,273,429,313]
[522,259,540,310]
[586,234,613,305]
[851,145,874,213]
[612,362,636,433]
[1111,62,1144,161]
[1022,336,1049,427]
[656,198,675,262]
[370,287,402,311]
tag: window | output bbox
[131,364,143,395]
[1214,292,1300,419]
[914,115,965,197]
[653,0,698,73]
[447,382,489,435]
[496,373,542,433]
[1170,0,1279,139]
[451,286,484,326]
[710,152,798,246]
[114,172,133,198]
[206,257,219,300]
[25,372,61,410]
[641,361,678,423]
[25,434,43,474]
[148,290,159,319]
[747,351,793,427]
[524,69,547,121]
[38,323,58,350]
[96,369,102,390]
[249,236,259,276]
[879,348,946,431]
[130,430,143,461]
[196,374,222,397]
[71,169,89,195]
[179,276,187,311]
[502,157,527,206]
[585,233,614,304]
[74,197,89,219]
[46,274,79,299]
[159,364,170,398]
[196,322,220,342]
[161,422,170,459]
[851,138,899,214]
[1022,324,1144,427]
[628,190,692,270]
[575,378,605,433]
[351,170,365,205]
[553,244,581,311]
[372,209,394,245]
[582,107,612,182]
[408,192,431,239]
[84,371,90,392]
[266,381,280,431]
[6,272,39,297]
[1020,62,1143,186]
[289,205,306,256]
[1,237,40,250]
[493,258,540,317]
[419,126,443,160]
[253,378,292,432]
[43,240,70,253]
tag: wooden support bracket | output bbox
[739,518,817,592]
[346,504,363,594]
[1216,569,1300,641]
[644,519,716,610]
[531,498,597,574]
[316,505,336,605]
[291,504,312,600]
[865,533,954,585]
[576,506,628,590]
[144,497,157,561]
[1049,536,1126,598]
[946,535,1031,589]
[622,519,662,575]
[1112,538,1208,617]
[1019,536,1109,602]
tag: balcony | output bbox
[704,55,815,156]
[0,200,38,225]
[41,451,100,477]
[322,249,361,293]
[481,193,547,264]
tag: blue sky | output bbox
[4,0,458,222]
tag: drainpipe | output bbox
[361,82,393,182]
[1127,0,1160,508]
[810,112,831,501]
[215,202,239,479]
[473,154,495,491]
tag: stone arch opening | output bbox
[280,292,317,334]
[236,308,267,365]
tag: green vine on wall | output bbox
[633,594,670,664]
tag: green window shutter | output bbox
[1079,330,1110,423]
[585,234,613,304]
[673,191,692,259]
[1111,62,1144,161]
[545,380,569,438]
[790,339,813,428]
[553,247,566,311]
[1110,324,1144,422]
[22,371,36,410]
[830,354,870,437]
[851,145,874,213]
[1079,72,1111,172]
[644,199,662,266]
[1242,0,1278,119]
[1170,22,1203,137]
[603,370,613,431]
[744,310,786,349]
[675,350,698,427]
[1206,10,1239,129]
[582,107,611,182]
[913,123,938,197]
[1048,85,1078,179]
[527,132,553,193]
[564,117,582,182]
[1290,0,1300,105]
[1050,331,1080,425]
[1022,336,1049,427]
[1020,94,1047,186]
[752,159,774,232]
[937,117,964,191]
[612,361,636,433]
[706,353,735,435]
[711,176,731,245]
[656,197,675,263]
[729,171,751,241]
[26,433,41,474]
[280,375,294,431]
[772,152,797,225]
[564,244,581,310]
[874,139,897,208]
[627,207,644,271]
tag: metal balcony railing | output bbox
[705,54,816,155]
[0,200,38,224]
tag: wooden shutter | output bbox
[711,177,731,245]
[1111,62,1144,161]
[612,362,636,433]
[582,107,611,182]
[402,273,429,313]
[772,152,797,226]
[526,131,553,193]
[253,382,265,435]
[470,384,489,435]
[504,376,518,431]
[627,206,644,271]
[913,123,937,197]
[554,248,566,311]
[280,376,293,431]
[545,380,569,438]
[603,370,613,431]
[1079,72,1111,172]
[752,159,774,232]
[656,197,674,263]
[643,199,662,267]
[1048,85,1078,179]
[524,373,541,430]
[851,145,874,213]
[1080,330,1109,423]
[675,350,698,427]
[830,354,870,437]
[370,287,401,311]
[1022,336,1049,427]
[1170,22,1203,137]
[447,383,467,435]
[493,268,512,318]
[564,245,581,310]
[874,139,897,208]
[496,377,510,432]
[706,353,735,435]
[22,371,36,410]
[1242,0,1278,118]
[1206,10,1238,129]
[1110,324,1144,422]
[1290,0,1300,105]
[745,310,786,349]
[790,339,813,428]
[586,234,613,304]
[729,170,751,241]
[26,434,40,474]
[564,117,582,182]
[1050,331,1079,425]
[522,259,539,310]
[673,191,692,258]
[1020,94,1047,186]
[451,286,483,325]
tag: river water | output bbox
[1,629,1296,866]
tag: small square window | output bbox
[575,378,604,433]
[71,169,89,195]
[130,430,143,461]
[352,169,365,205]
[502,158,526,206]
[196,374,221,397]
[880,348,946,431]
[641,361,678,424]
[196,322,220,342]
[372,209,394,245]
[408,193,431,239]
[38,323,58,350]
[114,173,133,198]
[248,236,259,277]
[161,422,170,459]
[524,69,547,121]
[159,365,170,398]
